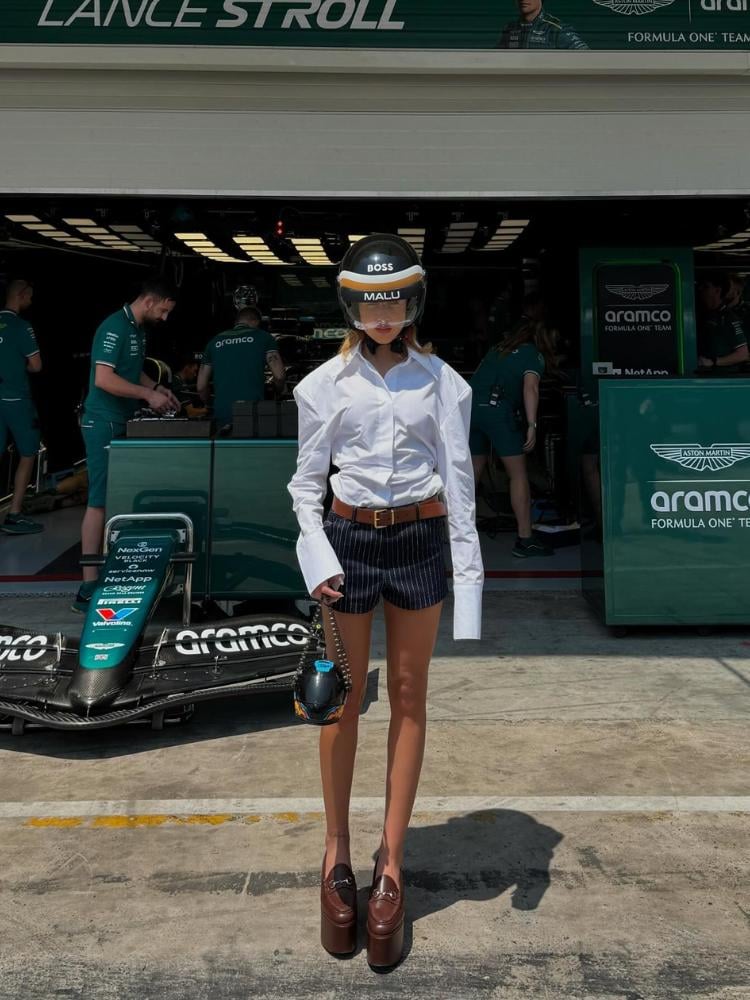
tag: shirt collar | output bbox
[123,303,140,329]
[335,342,437,381]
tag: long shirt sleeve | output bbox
[287,385,344,596]
[437,387,484,639]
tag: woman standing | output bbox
[470,321,556,558]
[288,235,483,969]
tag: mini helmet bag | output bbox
[293,605,352,726]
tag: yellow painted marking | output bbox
[92,815,171,828]
[26,817,83,829]
[24,811,313,829]
[176,814,233,826]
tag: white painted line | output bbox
[1,796,750,819]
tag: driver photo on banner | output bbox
[497,0,588,48]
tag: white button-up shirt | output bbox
[287,345,484,639]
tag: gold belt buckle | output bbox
[373,508,396,529]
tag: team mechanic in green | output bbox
[0,279,44,535]
[197,306,285,426]
[696,274,748,369]
[73,278,180,613]
[497,0,588,48]
[470,321,557,558]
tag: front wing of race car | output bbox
[0,614,315,731]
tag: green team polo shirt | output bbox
[84,304,146,423]
[202,324,277,424]
[698,308,747,362]
[470,342,546,410]
[0,310,39,400]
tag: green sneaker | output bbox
[1,513,44,535]
[72,582,97,614]
[513,534,553,559]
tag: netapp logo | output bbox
[604,309,672,323]
[175,623,311,656]
[605,283,669,301]
[592,0,675,15]
[363,291,400,302]
[650,443,750,472]
[0,634,49,662]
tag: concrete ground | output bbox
[0,591,749,999]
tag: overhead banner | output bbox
[0,0,748,50]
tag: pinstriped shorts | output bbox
[323,508,449,615]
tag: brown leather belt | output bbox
[331,496,446,529]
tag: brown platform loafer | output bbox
[320,860,357,956]
[366,867,404,969]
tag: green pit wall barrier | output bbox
[584,378,750,626]
[107,439,305,601]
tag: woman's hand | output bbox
[523,426,537,453]
[312,575,344,606]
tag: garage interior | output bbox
[2,193,749,588]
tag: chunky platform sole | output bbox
[321,910,357,956]
[366,919,404,969]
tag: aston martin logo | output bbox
[650,444,750,472]
[606,283,669,301]
[592,0,676,14]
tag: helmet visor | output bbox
[338,265,425,332]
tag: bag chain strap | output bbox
[296,603,353,694]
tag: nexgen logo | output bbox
[96,608,137,622]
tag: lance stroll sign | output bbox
[0,0,748,50]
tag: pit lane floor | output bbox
[1,591,749,1000]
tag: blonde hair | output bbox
[338,325,433,357]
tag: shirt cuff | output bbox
[296,528,345,597]
[452,581,483,640]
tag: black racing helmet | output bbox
[337,234,426,333]
[293,658,348,726]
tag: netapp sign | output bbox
[0,0,749,49]
[594,262,683,377]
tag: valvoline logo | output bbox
[96,608,137,622]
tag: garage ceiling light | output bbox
[111,225,144,234]
[6,214,41,223]
[398,228,426,254]
[22,223,56,231]
[440,222,478,254]
[175,232,208,240]
[63,218,96,226]
[233,235,286,265]
[292,238,334,266]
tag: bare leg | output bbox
[500,454,532,538]
[472,454,487,485]
[320,608,374,876]
[377,599,443,885]
[81,506,105,584]
[10,455,36,514]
